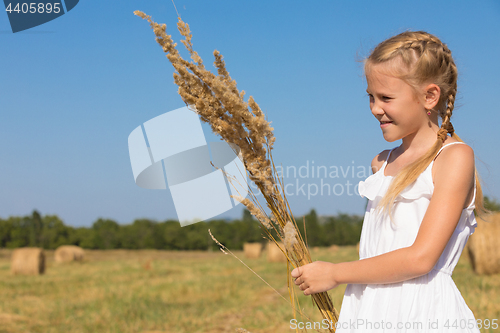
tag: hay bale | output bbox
[467,212,500,275]
[267,241,287,263]
[54,245,85,263]
[243,243,262,259]
[11,247,45,275]
[329,244,339,252]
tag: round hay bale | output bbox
[267,241,287,263]
[11,247,45,275]
[54,245,85,263]
[329,244,339,252]
[243,243,262,259]
[467,212,500,275]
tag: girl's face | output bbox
[366,64,429,143]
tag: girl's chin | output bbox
[382,133,400,143]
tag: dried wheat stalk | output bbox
[135,11,339,331]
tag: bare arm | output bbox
[291,144,475,295]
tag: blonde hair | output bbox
[365,31,485,216]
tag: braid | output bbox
[437,47,458,142]
[438,92,455,142]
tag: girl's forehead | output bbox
[366,68,403,90]
[366,63,400,81]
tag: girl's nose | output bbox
[371,102,384,117]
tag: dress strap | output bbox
[469,175,477,209]
[378,147,398,174]
[385,147,398,163]
[434,142,468,160]
[378,147,398,175]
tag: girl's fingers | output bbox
[291,267,301,278]
[293,276,307,290]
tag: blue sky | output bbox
[1,0,499,227]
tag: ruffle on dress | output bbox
[358,166,433,202]
[358,172,387,201]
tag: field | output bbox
[0,246,498,333]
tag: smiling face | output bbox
[365,63,429,143]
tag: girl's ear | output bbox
[423,84,441,110]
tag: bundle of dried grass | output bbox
[11,247,45,275]
[135,11,338,330]
[54,245,85,263]
[243,243,262,259]
[467,212,500,275]
[267,241,287,263]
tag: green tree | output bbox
[6,216,30,248]
[120,219,165,249]
[206,219,232,251]
[39,215,70,249]
[30,210,43,246]
[92,219,120,249]
[323,213,363,246]
[484,196,500,212]
[303,209,322,247]
[163,220,187,250]
[70,227,95,248]
[0,218,13,247]
[182,222,212,250]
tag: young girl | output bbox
[291,31,484,332]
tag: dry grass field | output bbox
[0,246,498,333]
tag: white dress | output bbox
[336,142,479,333]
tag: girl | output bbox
[291,31,484,332]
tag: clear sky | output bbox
[1,0,499,227]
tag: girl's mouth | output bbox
[380,121,393,128]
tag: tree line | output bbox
[0,209,363,250]
[2,196,497,251]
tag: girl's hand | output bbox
[291,261,338,295]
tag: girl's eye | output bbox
[366,93,390,101]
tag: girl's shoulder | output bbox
[431,140,475,209]
[434,137,473,158]
[370,149,392,174]
[432,140,475,183]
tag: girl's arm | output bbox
[291,144,475,296]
